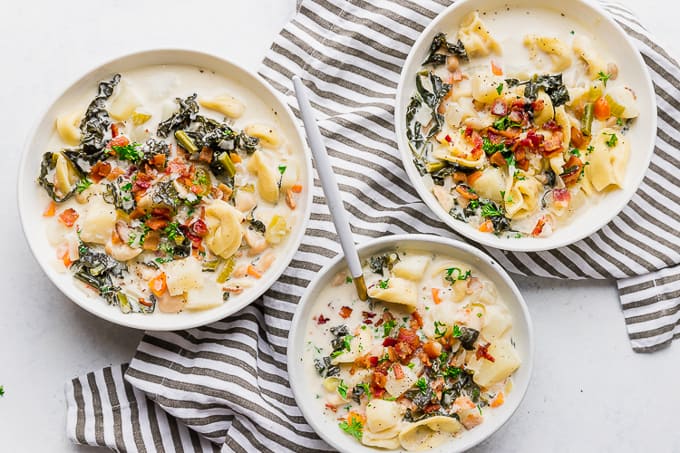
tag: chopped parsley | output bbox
[597,71,611,87]
[492,116,521,131]
[278,165,287,175]
[481,202,503,218]
[378,279,389,289]
[452,324,462,338]
[121,182,133,191]
[505,154,517,168]
[445,267,471,282]
[164,222,181,241]
[357,382,372,400]
[112,143,144,163]
[605,132,618,147]
[407,362,416,369]
[383,319,397,337]
[415,377,428,394]
[482,136,507,155]
[569,148,581,158]
[345,276,353,284]
[616,117,624,126]
[443,367,462,379]
[0,385,4,397]
[434,320,447,339]
[337,380,348,399]
[496,83,503,95]
[76,178,92,194]
[338,419,363,441]
[477,312,483,318]
[586,145,595,155]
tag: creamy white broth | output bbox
[408,8,637,239]
[40,64,306,314]
[302,248,520,451]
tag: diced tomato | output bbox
[58,208,79,227]
[316,314,329,325]
[111,123,119,138]
[43,201,57,217]
[339,306,353,319]
[148,272,167,297]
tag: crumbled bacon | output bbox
[410,311,424,329]
[424,404,442,414]
[532,99,545,113]
[372,370,387,389]
[560,155,584,186]
[394,328,421,361]
[542,132,564,155]
[393,363,405,380]
[542,119,561,131]
[58,208,79,227]
[316,314,329,325]
[491,99,508,116]
[190,219,208,237]
[531,216,548,237]
[476,343,496,362]
[383,337,398,347]
[325,403,338,412]
[338,306,353,319]
[553,188,571,203]
[89,161,112,182]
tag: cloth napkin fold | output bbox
[66,0,680,451]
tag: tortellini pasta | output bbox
[164,258,204,296]
[55,111,82,145]
[398,416,463,451]
[457,11,501,57]
[365,400,402,433]
[585,128,629,191]
[199,94,246,118]
[391,255,430,281]
[467,339,521,387]
[330,329,372,364]
[523,35,572,72]
[572,35,607,79]
[246,150,280,203]
[109,80,141,121]
[471,72,504,104]
[504,176,542,219]
[244,123,282,149]
[185,279,223,310]
[54,152,80,197]
[470,166,506,203]
[384,364,418,397]
[204,199,244,259]
[367,277,418,307]
[532,91,555,126]
[79,197,116,245]
[432,131,486,169]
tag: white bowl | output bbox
[17,49,312,331]
[288,234,534,453]
[395,0,657,252]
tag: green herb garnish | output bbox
[112,143,144,163]
[76,178,92,194]
[339,419,363,441]
[605,132,618,147]
[496,83,503,95]
[337,380,348,399]
[597,71,611,87]
[482,136,507,156]
[383,319,396,337]
[379,279,389,289]
[452,324,462,338]
[434,321,447,339]
[345,276,353,284]
[445,267,471,283]
[415,377,428,394]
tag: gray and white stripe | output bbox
[66,1,680,451]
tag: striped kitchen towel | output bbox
[66,0,680,451]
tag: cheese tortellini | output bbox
[585,128,630,191]
[367,277,418,307]
[55,111,82,145]
[199,94,245,119]
[523,35,573,72]
[246,150,280,203]
[204,199,245,259]
[399,416,463,451]
[457,11,501,57]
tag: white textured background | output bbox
[1,1,678,451]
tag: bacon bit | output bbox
[190,219,208,237]
[223,286,245,294]
[138,297,153,307]
[570,126,589,148]
[106,167,125,181]
[165,158,188,175]
[519,130,543,149]
[542,120,561,131]
[553,188,571,204]
[89,161,112,182]
[516,158,530,171]
[424,403,442,414]
[394,328,421,361]
[542,132,564,155]
[383,337,398,347]
[372,370,388,389]
[58,208,79,227]
[142,231,160,251]
[490,392,505,408]
[43,201,57,217]
[146,217,168,231]
[531,216,548,237]
[316,314,330,325]
[291,184,303,193]
[368,356,379,368]
[467,171,483,186]
[129,207,146,220]
[325,403,338,412]
[151,207,172,219]
[455,185,479,200]
[198,147,213,164]
[491,99,508,116]
[339,306,353,319]
[423,341,443,359]
[362,311,376,319]
[247,264,262,279]
[148,272,167,297]
[393,363,405,380]
[532,99,545,113]
[110,123,119,138]
[56,242,72,267]
[285,189,297,210]
[487,151,505,168]
[152,153,166,169]
[108,135,129,149]
[476,343,496,362]
[479,220,494,233]
[561,155,584,186]
[411,311,424,329]
[491,60,503,76]
[508,109,525,125]
[444,134,452,143]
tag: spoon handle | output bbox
[292,76,368,301]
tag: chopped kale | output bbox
[506,74,570,107]
[79,74,121,161]
[157,94,199,138]
[422,32,468,66]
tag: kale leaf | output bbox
[157,94,199,138]
[79,74,121,161]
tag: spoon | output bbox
[292,76,368,301]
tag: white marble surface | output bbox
[1,0,678,451]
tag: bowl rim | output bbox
[16,47,313,331]
[394,0,658,252]
[288,233,535,453]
